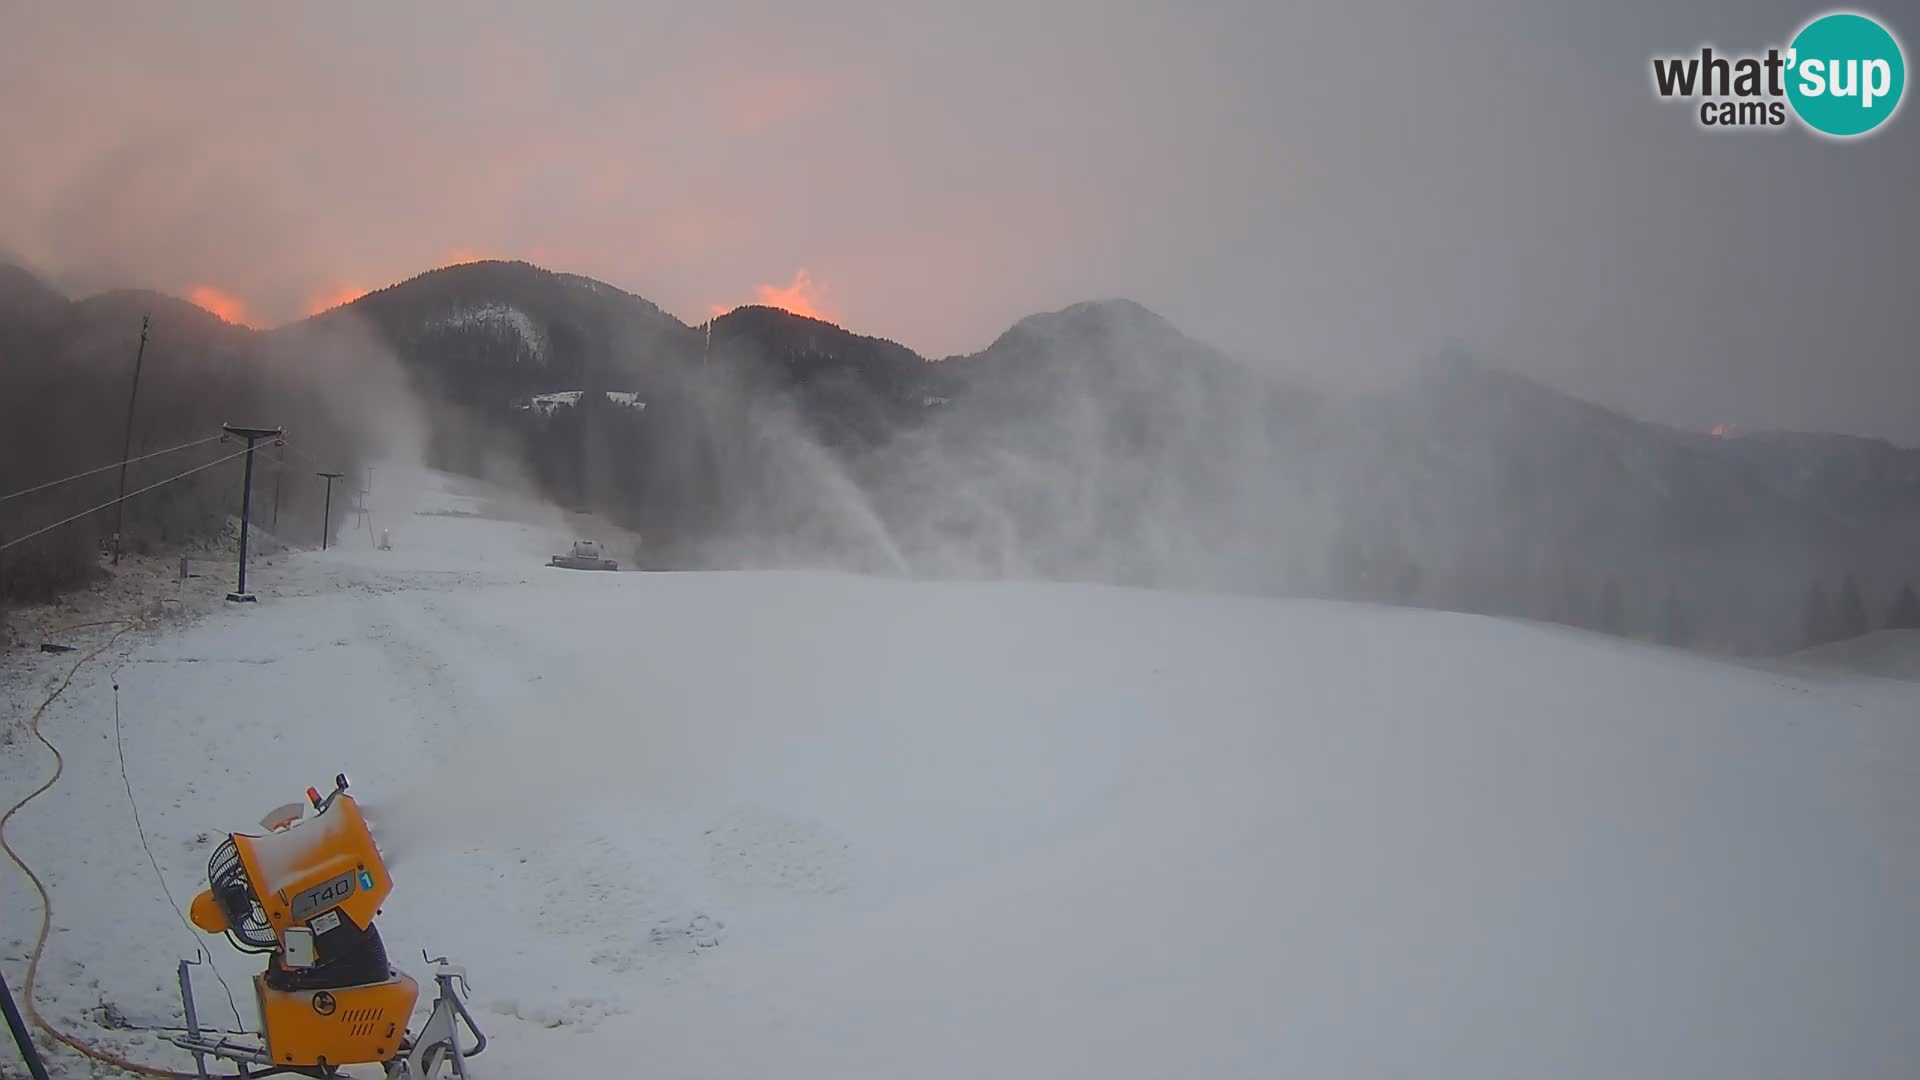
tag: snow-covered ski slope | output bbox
[4,468,1919,1079]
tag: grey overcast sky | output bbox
[2,1,1915,441]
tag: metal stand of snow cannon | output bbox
[173,953,485,1079]
[384,956,488,1080]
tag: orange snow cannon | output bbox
[174,774,486,1078]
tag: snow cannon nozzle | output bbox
[307,774,351,812]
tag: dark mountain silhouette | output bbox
[934,298,1312,424]
[866,298,1322,589]
[292,260,696,405]
[705,304,933,451]
[710,305,925,395]
[0,262,66,326]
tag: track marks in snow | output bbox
[485,993,625,1032]
[589,912,727,978]
[498,822,726,991]
[703,802,851,897]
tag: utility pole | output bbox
[112,314,150,565]
[222,423,283,603]
[316,472,343,550]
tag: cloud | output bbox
[716,70,839,133]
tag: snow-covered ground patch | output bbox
[3,467,1918,1078]
[519,389,583,415]
[516,391,645,417]
[434,303,545,364]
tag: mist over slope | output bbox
[6,258,1917,655]
[303,261,1916,654]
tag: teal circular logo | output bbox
[1787,12,1905,137]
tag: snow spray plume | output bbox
[354,717,581,870]
[684,305,1863,659]
[678,364,909,574]
[562,299,1344,592]
[356,667,762,870]
[802,299,1340,594]
[273,291,594,551]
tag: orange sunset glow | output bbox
[306,284,368,316]
[188,285,260,328]
[705,269,838,324]
[754,269,834,322]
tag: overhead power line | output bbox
[0,434,224,505]
[0,443,256,554]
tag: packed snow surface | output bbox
[3,468,1918,1079]
[1788,629,1920,682]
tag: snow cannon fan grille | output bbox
[208,837,276,952]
